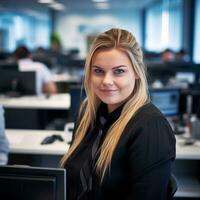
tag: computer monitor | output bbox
[0,61,18,70]
[0,69,37,96]
[0,165,66,200]
[150,88,180,117]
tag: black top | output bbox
[64,102,176,200]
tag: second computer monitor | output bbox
[150,88,180,117]
[0,165,66,200]
[0,69,37,96]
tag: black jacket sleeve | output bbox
[126,115,176,200]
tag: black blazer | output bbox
[65,103,176,200]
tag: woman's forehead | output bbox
[92,49,131,65]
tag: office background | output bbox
[0,0,199,62]
[0,0,200,200]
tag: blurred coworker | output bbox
[161,48,175,63]
[0,105,9,165]
[14,45,57,95]
[175,49,190,62]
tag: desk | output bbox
[0,93,70,110]
[6,129,72,167]
[176,135,200,159]
[6,129,200,198]
[52,73,80,83]
[52,73,81,93]
[6,129,71,155]
[0,94,70,129]
[174,135,200,199]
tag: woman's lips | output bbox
[100,89,118,95]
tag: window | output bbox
[0,11,51,52]
[194,0,200,63]
[145,0,182,52]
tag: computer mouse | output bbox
[41,134,64,145]
[41,135,55,145]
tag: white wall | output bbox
[55,9,141,58]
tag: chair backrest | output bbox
[69,85,85,122]
[167,174,178,200]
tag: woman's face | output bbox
[91,48,137,113]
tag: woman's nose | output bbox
[102,73,113,86]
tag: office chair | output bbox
[167,174,178,200]
[68,85,85,122]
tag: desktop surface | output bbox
[0,93,70,110]
[6,129,71,155]
[0,165,66,200]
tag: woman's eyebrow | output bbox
[91,65,127,69]
[91,65,102,68]
[112,65,127,69]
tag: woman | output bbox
[61,28,176,200]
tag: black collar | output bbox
[97,103,124,128]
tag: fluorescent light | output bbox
[94,2,110,9]
[38,0,54,3]
[48,2,65,10]
[92,0,108,2]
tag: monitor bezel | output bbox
[0,165,66,200]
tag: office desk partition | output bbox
[0,94,70,129]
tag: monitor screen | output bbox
[0,165,66,200]
[150,89,180,117]
[0,69,37,96]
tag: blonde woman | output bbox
[61,28,176,200]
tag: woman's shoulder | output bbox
[121,103,176,178]
[133,102,167,122]
[125,102,174,137]
[123,102,176,162]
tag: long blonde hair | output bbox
[61,28,150,178]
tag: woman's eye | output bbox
[114,68,125,75]
[93,68,104,74]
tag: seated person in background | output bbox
[0,105,9,165]
[14,45,57,95]
[161,48,175,63]
[175,49,190,62]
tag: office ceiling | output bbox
[0,0,159,12]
